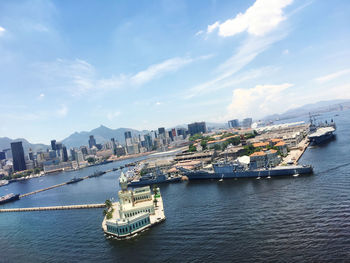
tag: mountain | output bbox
[263,99,350,121]
[0,137,49,154]
[61,125,145,149]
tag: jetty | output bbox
[0,203,105,213]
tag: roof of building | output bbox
[275,141,286,146]
[265,149,277,154]
[253,142,269,148]
[271,138,282,143]
[250,151,266,157]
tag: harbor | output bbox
[0,110,349,262]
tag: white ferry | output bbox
[102,172,165,239]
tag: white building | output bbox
[103,172,165,238]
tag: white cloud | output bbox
[130,57,194,85]
[314,69,350,83]
[155,101,162,106]
[38,93,45,100]
[283,49,289,55]
[227,83,293,119]
[35,55,210,96]
[195,30,204,36]
[185,32,286,99]
[0,26,5,36]
[56,104,68,117]
[207,0,293,37]
[207,21,220,33]
[107,111,121,120]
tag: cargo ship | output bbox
[180,162,313,180]
[0,193,20,205]
[67,177,84,184]
[128,170,181,187]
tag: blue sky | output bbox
[0,0,350,143]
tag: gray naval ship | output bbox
[180,162,313,180]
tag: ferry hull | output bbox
[185,166,313,180]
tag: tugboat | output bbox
[67,177,84,184]
[0,193,20,205]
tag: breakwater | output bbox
[0,203,105,212]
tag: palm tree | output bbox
[105,199,112,209]
[152,185,158,196]
[103,209,108,216]
[153,198,158,207]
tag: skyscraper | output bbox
[88,135,97,148]
[51,140,57,151]
[242,118,253,128]
[158,127,166,137]
[0,151,5,160]
[62,146,68,162]
[124,131,132,146]
[228,119,239,128]
[188,122,207,136]
[11,141,27,172]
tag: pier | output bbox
[281,138,310,165]
[0,203,105,213]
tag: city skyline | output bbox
[1,0,350,143]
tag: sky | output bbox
[0,0,350,144]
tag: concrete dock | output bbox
[281,138,310,165]
[0,203,105,213]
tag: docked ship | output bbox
[128,170,181,187]
[88,171,106,178]
[67,177,84,184]
[102,172,165,239]
[308,115,336,146]
[180,162,313,180]
[0,193,20,205]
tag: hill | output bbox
[0,137,49,154]
[61,125,144,149]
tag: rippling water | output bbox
[1,111,350,262]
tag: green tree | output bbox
[87,157,95,164]
[188,144,197,152]
[200,140,207,150]
[105,199,112,209]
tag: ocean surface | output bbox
[1,110,349,262]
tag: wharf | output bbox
[0,203,105,213]
[281,138,310,165]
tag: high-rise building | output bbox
[176,128,187,139]
[62,146,68,162]
[242,118,253,128]
[188,122,207,136]
[168,130,174,141]
[28,149,34,161]
[88,135,97,148]
[55,142,63,151]
[171,128,177,138]
[111,138,117,155]
[228,119,240,128]
[11,141,27,172]
[70,149,76,161]
[124,131,132,146]
[51,140,57,151]
[158,127,166,137]
[0,151,6,160]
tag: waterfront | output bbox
[1,111,350,262]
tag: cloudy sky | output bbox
[0,0,349,143]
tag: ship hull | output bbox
[0,194,20,205]
[128,177,181,187]
[185,166,313,180]
[309,133,334,146]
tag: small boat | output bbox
[256,177,261,180]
